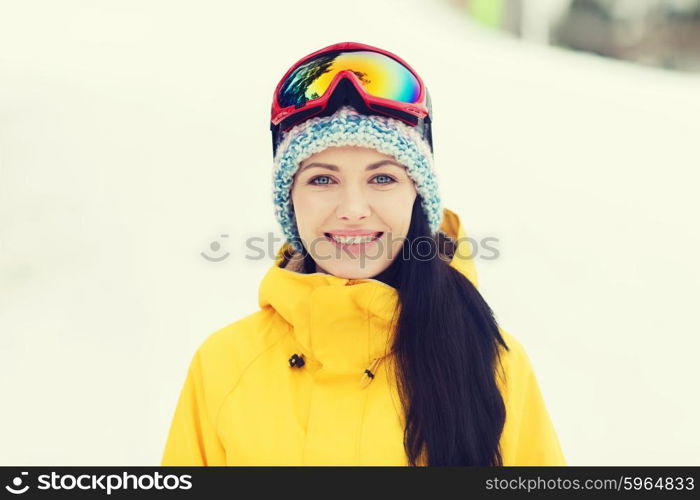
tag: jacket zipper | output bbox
[344,279,384,388]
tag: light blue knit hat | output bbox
[272,105,442,254]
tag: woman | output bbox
[161,41,566,466]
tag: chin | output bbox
[322,260,389,280]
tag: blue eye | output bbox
[309,175,333,185]
[373,174,396,184]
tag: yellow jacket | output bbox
[161,208,566,466]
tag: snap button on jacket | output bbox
[161,208,566,466]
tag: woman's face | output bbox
[291,145,417,279]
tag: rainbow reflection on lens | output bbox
[277,50,421,108]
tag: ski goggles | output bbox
[270,42,431,134]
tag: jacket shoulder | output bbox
[495,327,567,466]
[196,307,287,378]
[191,308,288,409]
[495,328,527,387]
[161,308,288,466]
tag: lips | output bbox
[324,232,383,245]
[324,230,383,237]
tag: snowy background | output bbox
[1,0,698,465]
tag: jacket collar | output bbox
[257,207,478,375]
[259,265,398,374]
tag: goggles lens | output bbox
[277,50,421,109]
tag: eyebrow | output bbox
[298,159,405,174]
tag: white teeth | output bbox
[328,233,380,245]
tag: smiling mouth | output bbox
[324,232,383,246]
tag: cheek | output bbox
[374,189,416,228]
[293,190,333,216]
[291,188,332,235]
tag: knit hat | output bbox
[272,105,442,254]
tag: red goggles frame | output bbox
[270,41,433,155]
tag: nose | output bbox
[335,184,371,222]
